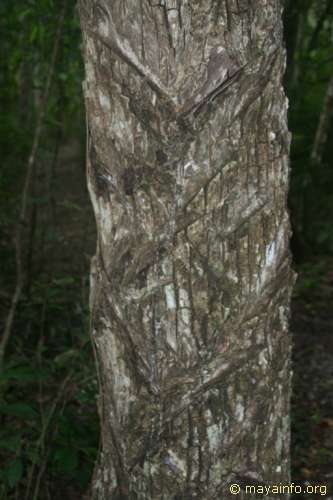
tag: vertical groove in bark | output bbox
[79,1,294,498]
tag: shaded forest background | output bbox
[0,0,332,498]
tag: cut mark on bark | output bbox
[87,1,176,107]
[84,1,246,120]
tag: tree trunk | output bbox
[311,72,333,166]
[78,1,295,498]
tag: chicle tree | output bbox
[78,0,295,498]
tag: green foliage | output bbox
[0,0,84,227]
[0,2,98,498]
[285,0,333,259]
[0,278,99,497]
[4,459,24,489]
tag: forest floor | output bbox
[1,140,333,499]
[291,261,333,499]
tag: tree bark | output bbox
[78,1,295,498]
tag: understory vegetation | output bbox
[0,0,332,498]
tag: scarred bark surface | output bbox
[78,1,295,498]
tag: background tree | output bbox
[78,1,294,497]
[284,0,333,258]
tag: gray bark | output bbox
[78,1,295,498]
